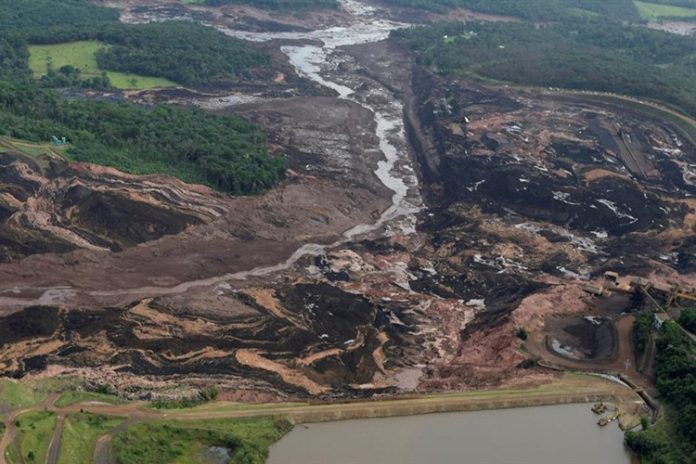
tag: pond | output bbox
[267,403,635,464]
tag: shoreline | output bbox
[165,374,644,427]
[0,374,643,463]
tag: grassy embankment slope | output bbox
[0,373,637,464]
[0,382,47,411]
[54,391,123,408]
[28,41,175,90]
[58,413,124,464]
[114,417,291,464]
[6,411,56,464]
[113,373,635,464]
[634,0,696,20]
[0,378,84,410]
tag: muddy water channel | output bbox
[219,0,422,240]
[96,0,422,297]
[267,404,635,464]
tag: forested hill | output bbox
[1,1,268,87]
[25,21,270,86]
[0,0,118,32]
[379,0,642,21]
[0,0,286,195]
[626,319,696,462]
[393,19,696,117]
[204,0,339,8]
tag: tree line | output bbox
[626,319,696,463]
[0,81,286,194]
[205,0,338,9]
[392,18,696,117]
[379,0,642,22]
[0,0,286,195]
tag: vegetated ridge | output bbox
[0,0,285,194]
[626,319,696,463]
[392,18,696,117]
[380,0,642,21]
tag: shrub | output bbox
[516,328,528,340]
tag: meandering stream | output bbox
[2,0,422,305]
[86,0,423,297]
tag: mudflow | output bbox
[1,0,696,400]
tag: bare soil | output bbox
[3,1,696,401]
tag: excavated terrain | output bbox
[2,1,696,399]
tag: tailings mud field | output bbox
[2,0,696,399]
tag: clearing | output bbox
[634,1,696,21]
[58,413,124,464]
[6,411,56,464]
[28,41,176,90]
[54,392,123,409]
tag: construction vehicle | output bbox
[597,412,620,427]
[591,272,696,311]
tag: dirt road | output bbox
[45,414,64,464]
[0,375,641,463]
[0,393,59,464]
[526,314,659,399]
[80,376,636,423]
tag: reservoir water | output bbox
[267,403,635,464]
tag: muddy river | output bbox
[74,0,423,302]
[267,404,635,464]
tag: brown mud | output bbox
[2,1,696,399]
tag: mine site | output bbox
[1,0,696,463]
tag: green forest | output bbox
[381,0,642,21]
[21,22,269,86]
[2,1,269,87]
[0,82,285,194]
[0,0,285,194]
[626,320,696,463]
[392,19,696,117]
[204,0,338,8]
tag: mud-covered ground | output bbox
[3,1,696,399]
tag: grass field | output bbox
[58,413,124,464]
[113,417,291,464]
[634,0,696,20]
[0,377,91,410]
[28,41,176,90]
[0,380,47,410]
[7,411,56,464]
[54,391,123,408]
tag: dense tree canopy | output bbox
[380,0,641,21]
[0,0,285,195]
[205,0,338,8]
[20,22,270,86]
[0,0,118,33]
[2,0,269,87]
[0,82,286,194]
[625,321,696,462]
[679,308,696,333]
[392,19,696,117]
[633,311,655,355]
[93,22,269,86]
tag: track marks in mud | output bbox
[0,283,391,394]
[0,153,219,262]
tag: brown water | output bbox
[267,403,635,464]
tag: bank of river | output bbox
[267,403,635,464]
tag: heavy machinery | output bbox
[599,271,696,311]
